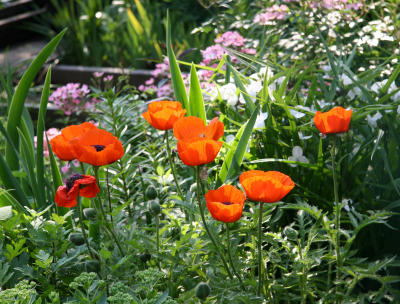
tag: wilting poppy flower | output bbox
[313,106,352,134]
[205,185,245,223]
[71,128,124,166]
[55,174,100,208]
[142,100,187,130]
[50,122,97,161]
[239,170,294,203]
[173,116,224,166]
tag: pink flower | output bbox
[34,128,61,157]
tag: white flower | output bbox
[397,105,400,115]
[299,132,312,140]
[366,112,382,129]
[219,83,239,106]
[254,112,269,129]
[226,135,235,144]
[290,109,306,119]
[340,74,353,86]
[347,87,361,100]
[288,146,309,167]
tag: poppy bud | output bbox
[145,186,158,200]
[283,226,298,241]
[85,260,100,273]
[195,282,211,301]
[148,200,161,215]
[83,208,97,220]
[69,233,85,246]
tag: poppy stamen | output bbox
[65,173,84,191]
[221,201,233,205]
[92,145,106,152]
[199,133,206,138]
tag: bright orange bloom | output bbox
[50,122,97,161]
[239,170,294,203]
[55,174,100,208]
[142,100,186,130]
[205,185,245,223]
[71,128,124,166]
[313,106,352,134]
[173,116,224,166]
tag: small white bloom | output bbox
[288,146,309,167]
[340,74,353,86]
[290,109,306,119]
[219,83,239,106]
[347,87,361,100]
[299,132,312,140]
[397,105,400,115]
[366,112,382,129]
[226,135,235,144]
[254,112,269,129]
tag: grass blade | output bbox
[189,64,206,123]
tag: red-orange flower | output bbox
[313,106,352,134]
[239,170,294,203]
[71,128,124,166]
[173,116,224,166]
[142,100,187,130]
[50,122,97,161]
[55,174,100,208]
[205,185,245,223]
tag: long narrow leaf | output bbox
[189,64,206,123]
[5,29,66,170]
[217,106,259,186]
[36,67,52,208]
[166,11,189,112]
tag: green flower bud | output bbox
[69,233,85,246]
[83,208,97,220]
[85,260,100,273]
[195,282,211,301]
[148,200,161,215]
[145,186,158,200]
[284,226,298,241]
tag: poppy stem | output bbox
[195,166,233,280]
[155,213,161,270]
[93,166,126,256]
[76,197,95,260]
[165,131,185,200]
[226,223,246,291]
[257,201,264,297]
[331,136,342,302]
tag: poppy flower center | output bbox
[199,133,205,138]
[221,201,233,205]
[65,173,84,191]
[92,145,106,152]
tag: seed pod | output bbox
[145,186,158,200]
[85,260,100,273]
[148,200,161,215]
[69,233,85,246]
[195,282,211,301]
[83,208,97,220]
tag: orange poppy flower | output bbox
[239,170,294,203]
[142,100,187,130]
[173,116,224,166]
[50,122,97,161]
[71,128,124,166]
[313,106,352,134]
[55,174,100,208]
[205,185,245,223]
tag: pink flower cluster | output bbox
[49,83,101,115]
[254,5,289,24]
[139,31,255,98]
[34,128,60,157]
[310,0,363,10]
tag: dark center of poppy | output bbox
[92,145,106,152]
[199,133,205,138]
[65,173,84,192]
[221,201,233,205]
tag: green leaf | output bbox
[36,66,52,208]
[217,106,259,186]
[166,11,189,112]
[5,29,66,171]
[189,64,206,123]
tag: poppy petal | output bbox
[177,139,223,166]
[55,185,79,208]
[173,116,206,141]
[205,118,224,140]
[313,107,352,134]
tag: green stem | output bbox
[94,166,126,256]
[331,136,341,303]
[195,166,233,280]
[226,223,245,291]
[165,131,184,200]
[76,197,95,260]
[257,201,264,297]
[156,214,160,270]
[105,168,114,225]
